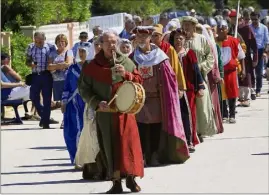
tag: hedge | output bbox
[10,32,32,80]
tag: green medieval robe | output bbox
[185,33,217,137]
[78,50,144,180]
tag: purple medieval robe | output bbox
[131,45,190,163]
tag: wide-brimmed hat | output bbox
[181,16,198,24]
[153,24,163,35]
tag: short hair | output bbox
[243,9,250,17]
[99,29,119,43]
[93,26,101,32]
[55,34,68,46]
[34,31,46,39]
[1,53,10,61]
[125,19,135,25]
[250,11,260,18]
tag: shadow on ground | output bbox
[16,163,72,168]
[1,179,96,187]
[29,146,66,150]
[1,168,80,175]
[251,152,269,155]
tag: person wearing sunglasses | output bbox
[250,12,269,98]
[72,32,91,59]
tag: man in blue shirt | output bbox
[250,11,269,97]
[119,19,135,40]
[26,32,57,129]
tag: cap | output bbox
[229,10,237,17]
[181,16,198,24]
[132,26,155,34]
[153,24,163,35]
[190,9,196,13]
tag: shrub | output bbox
[1,45,9,54]
[10,32,32,80]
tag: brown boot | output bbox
[126,175,141,193]
[106,179,123,194]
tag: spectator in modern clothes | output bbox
[48,34,73,129]
[119,19,135,39]
[159,13,169,33]
[72,32,91,59]
[249,11,269,97]
[26,31,58,129]
[1,62,31,118]
[88,26,103,43]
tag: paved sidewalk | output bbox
[1,82,268,194]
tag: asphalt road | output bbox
[1,82,268,194]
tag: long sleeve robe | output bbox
[62,63,85,164]
[185,33,217,136]
[78,50,144,179]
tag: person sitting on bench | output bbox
[1,55,31,117]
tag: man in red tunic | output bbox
[78,30,144,193]
[216,20,246,123]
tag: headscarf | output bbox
[75,45,91,63]
[117,38,133,56]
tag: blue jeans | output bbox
[30,71,53,125]
[255,49,264,93]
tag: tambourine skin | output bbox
[115,81,145,114]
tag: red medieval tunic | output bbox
[238,25,258,87]
[79,50,144,178]
[219,36,246,99]
[179,49,205,145]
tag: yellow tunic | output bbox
[167,45,187,91]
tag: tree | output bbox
[1,0,92,32]
[95,0,175,17]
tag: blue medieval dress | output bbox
[62,62,85,164]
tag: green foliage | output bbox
[227,0,260,10]
[1,46,9,54]
[10,32,32,80]
[98,0,176,17]
[174,0,215,15]
[1,0,92,32]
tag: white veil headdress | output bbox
[201,24,218,68]
[75,45,93,63]
[75,45,92,63]
[117,38,133,56]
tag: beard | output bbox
[138,43,146,48]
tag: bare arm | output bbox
[1,81,23,88]
[2,65,22,81]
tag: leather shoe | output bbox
[126,176,141,193]
[106,179,123,194]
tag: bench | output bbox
[1,99,30,124]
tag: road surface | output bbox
[1,82,268,194]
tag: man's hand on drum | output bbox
[115,64,126,77]
[98,101,110,111]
